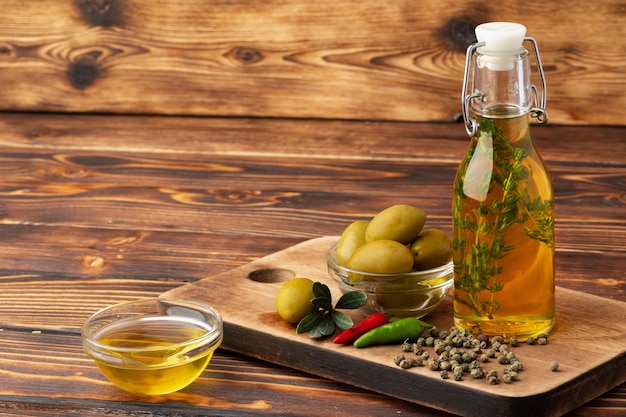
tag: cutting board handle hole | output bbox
[248,268,295,283]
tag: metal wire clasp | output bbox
[461,42,483,137]
[525,36,549,125]
[461,37,549,137]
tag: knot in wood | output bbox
[82,255,106,269]
[0,44,13,57]
[440,17,478,51]
[67,57,101,89]
[79,0,122,26]
[227,47,264,65]
[61,167,90,178]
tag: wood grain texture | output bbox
[0,113,624,416]
[0,1,624,124]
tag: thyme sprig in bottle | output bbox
[453,22,555,339]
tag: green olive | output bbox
[410,229,453,270]
[374,290,431,318]
[275,278,317,324]
[365,204,426,244]
[335,220,369,266]
[347,239,414,283]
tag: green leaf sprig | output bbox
[453,117,555,319]
[296,282,367,339]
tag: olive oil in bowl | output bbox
[83,298,223,395]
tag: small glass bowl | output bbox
[82,298,223,395]
[327,244,453,319]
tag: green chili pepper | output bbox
[353,317,433,348]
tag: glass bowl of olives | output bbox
[326,243,453,319]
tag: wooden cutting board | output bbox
[163,236,626,417]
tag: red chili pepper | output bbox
[332,313,388,345]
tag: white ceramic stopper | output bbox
[476,22,526,53]
[475,22,527,70]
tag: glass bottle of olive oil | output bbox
[453,22,554,340]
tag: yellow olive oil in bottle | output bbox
[453,22,555,340]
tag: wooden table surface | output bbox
[0,113,624,416]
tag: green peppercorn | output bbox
[471,368,485,379]
[510,337,519,347]
[537,337,548,345]
[428,358,439,371]
[394,354,405,366]
[440,370,449,379]
[401,357,419,369]
[550,362,559,372]
[527,336,536,345]
[503,373,513,384]
[453,366,464,381]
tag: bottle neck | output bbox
[474,114,532,148]
[470,50,532,118]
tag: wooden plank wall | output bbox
[0,0,624,125]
